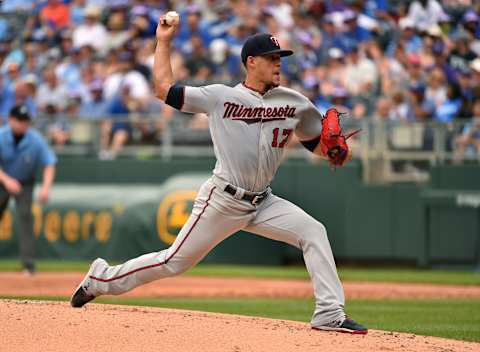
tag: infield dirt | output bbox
[1,273,480,352]
[2,299,480,352]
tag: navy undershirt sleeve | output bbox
[300,135,321,152]
[165,85,185,110]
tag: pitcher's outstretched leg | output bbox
[71,184,248,307]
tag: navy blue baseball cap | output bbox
[10,105,31,121]
[241,33,294,64]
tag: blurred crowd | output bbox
[1,0,480,159]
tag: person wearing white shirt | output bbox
[344,46,378,97]
[72,5,108,54]
[407,0,445,31]
[103,52,150,106]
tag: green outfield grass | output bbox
[0,260,479,285]
[2,295,479,343]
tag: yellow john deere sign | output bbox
[157,190,197,245]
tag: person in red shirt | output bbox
[40,0,70,29]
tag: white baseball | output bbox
[165,11,179,26]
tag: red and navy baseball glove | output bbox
[320,108,360,167]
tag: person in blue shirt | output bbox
[99,83,137,160]
[1,0,35,12]
[0,105,56,274]
[174,5,213,54]
[386,18,423,58]
[332,9,372,52]
[455,101,480,158]
[434,83,463,123]
[461,10,480,39]
[79,79,108,119]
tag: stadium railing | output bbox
[32,114,480,184]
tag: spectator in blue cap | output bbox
[462,10,480,39]
[79,79,108,119]
[342,9,372,46]
[0,104,56,275]
[430,41,458,84]
[406,82,435,121]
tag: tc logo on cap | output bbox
[240,33,294,64]
[270,36,280,48]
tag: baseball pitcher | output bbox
[71,13,367,334]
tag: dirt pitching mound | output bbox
[2,299,479,352]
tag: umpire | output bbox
[0,105,56,274]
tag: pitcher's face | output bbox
[248,53,282,87]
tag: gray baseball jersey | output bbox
[183,83,323,191]
[80,83,346,327]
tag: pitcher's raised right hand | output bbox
[156,12,179,42]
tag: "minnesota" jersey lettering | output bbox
[223,102,296,120]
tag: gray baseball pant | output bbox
[86,176,346,326]
[0,183,35,268]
